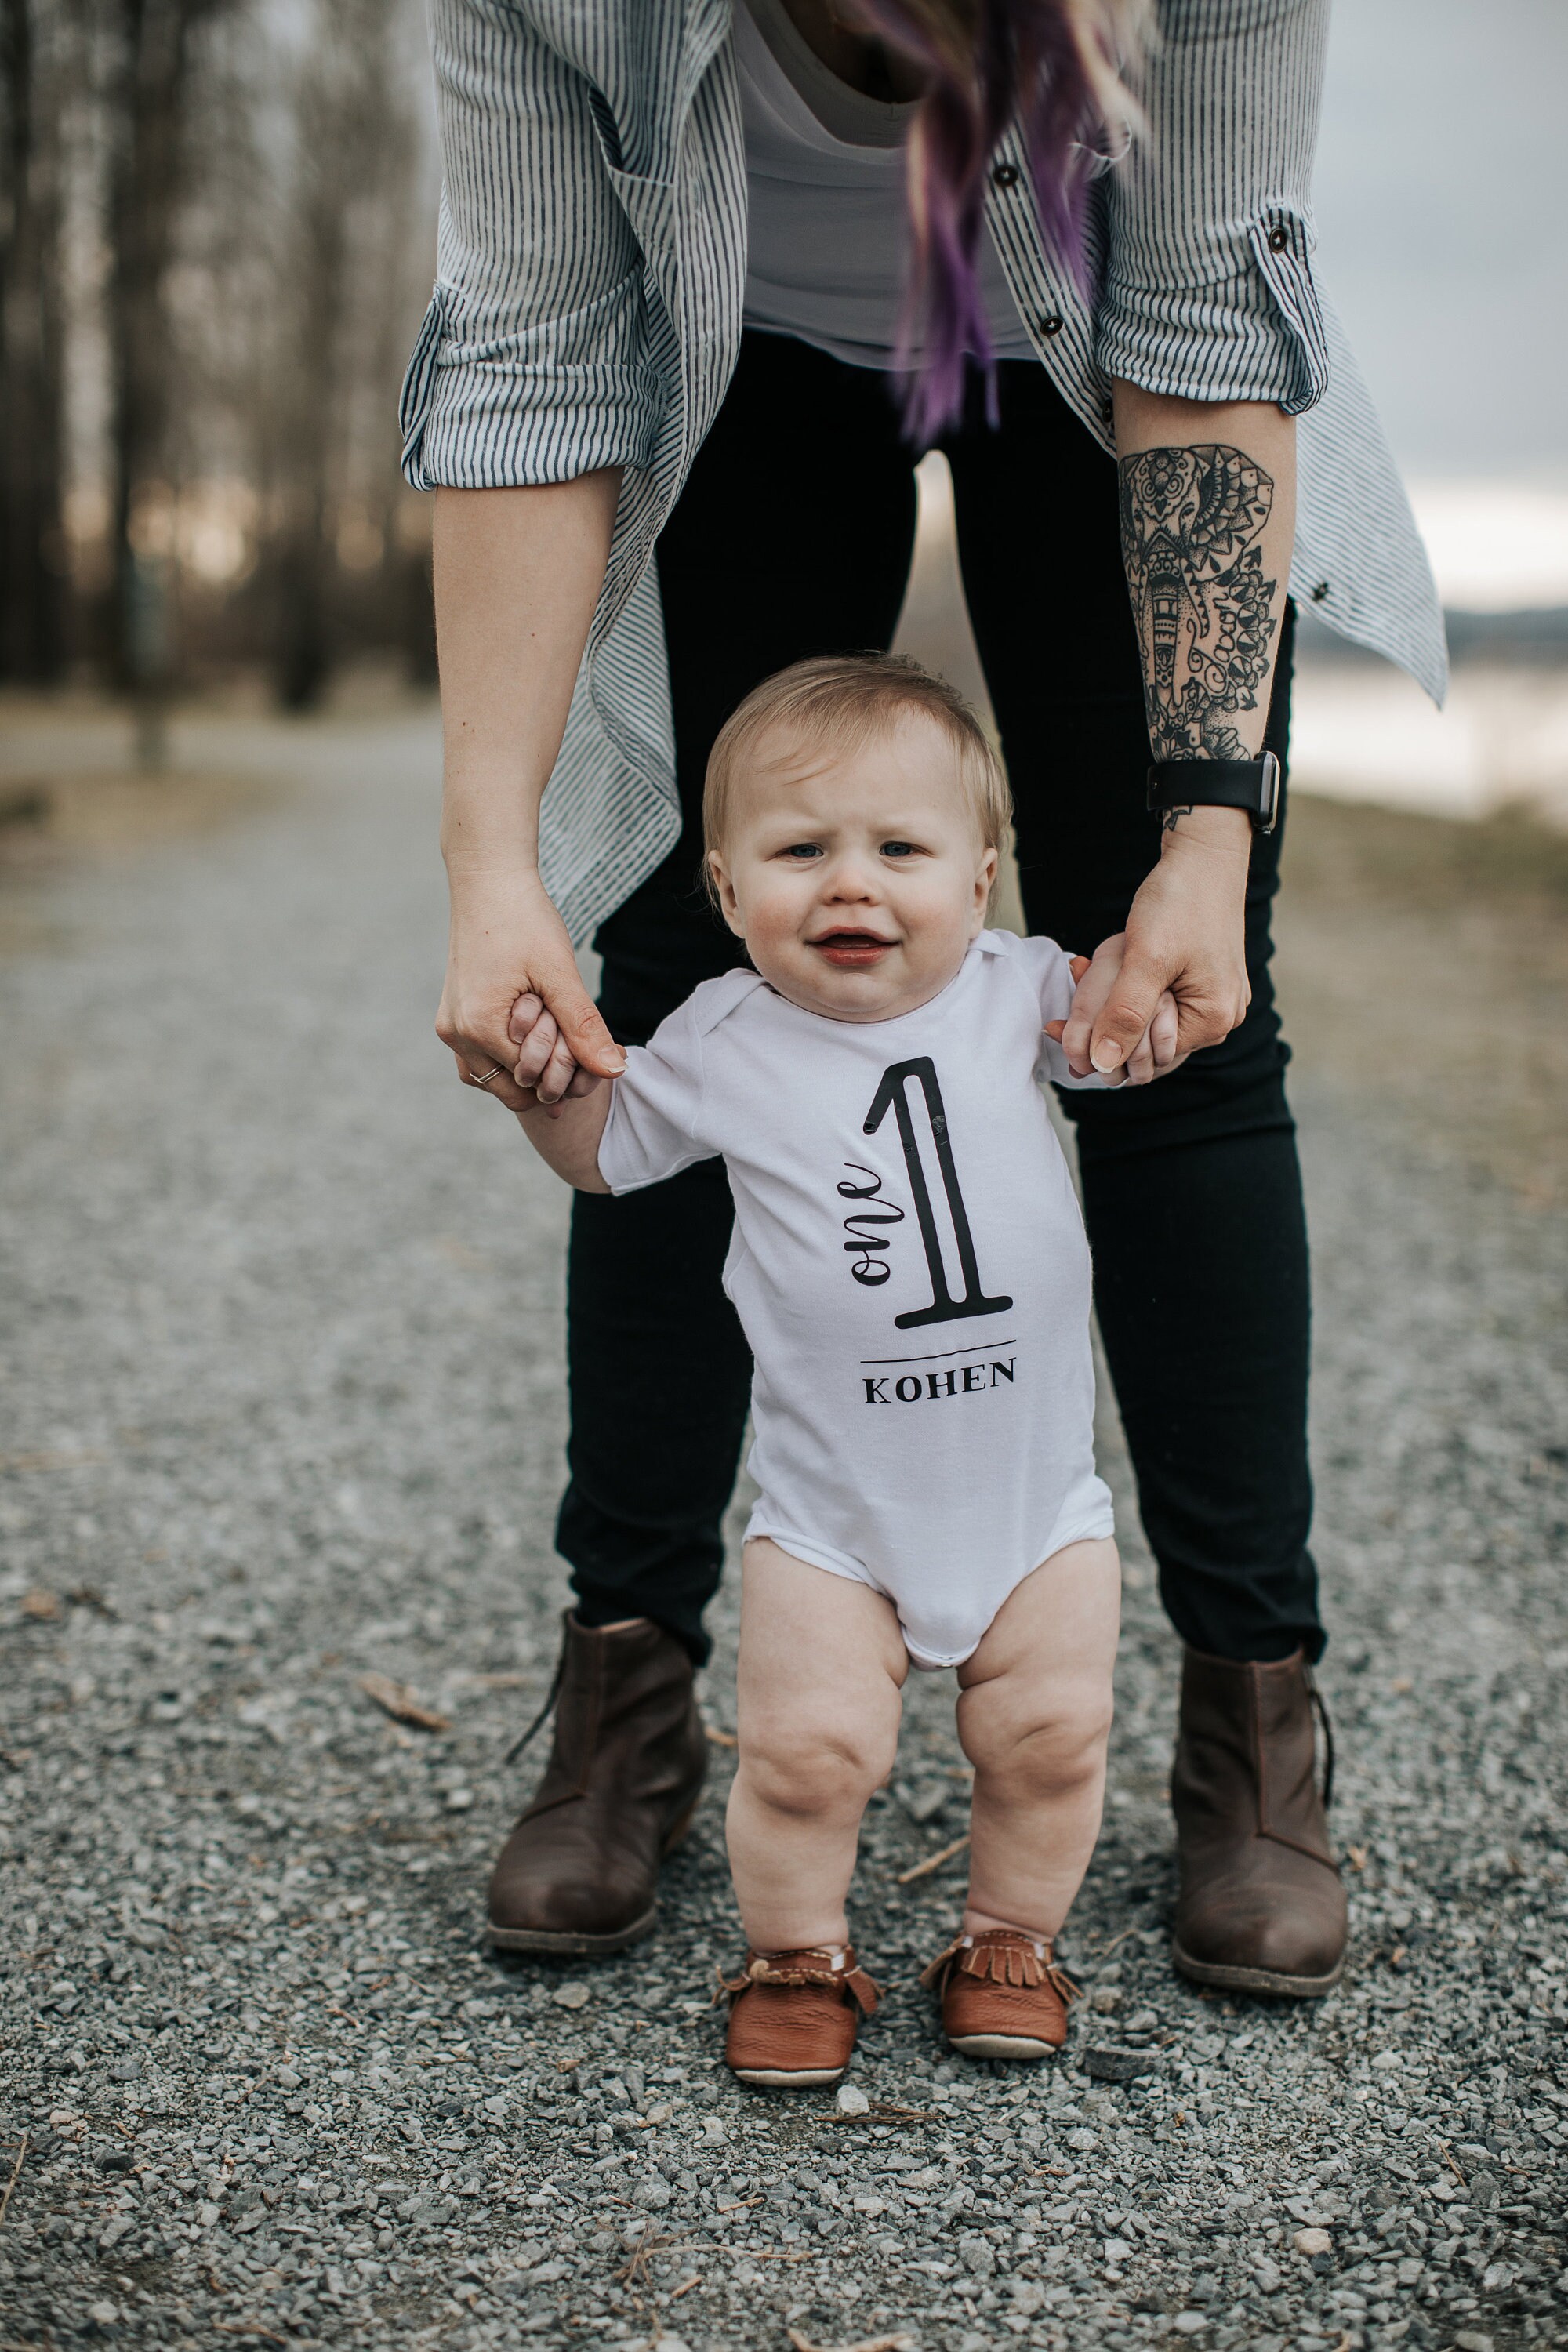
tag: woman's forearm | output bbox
[1080,390,1296,1072]
[433,470,622,877]
[430,470,627,1112]
[1111,386,1295,852]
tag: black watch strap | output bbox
[1146,753,1280,836]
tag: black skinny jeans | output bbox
[560,332,1319,1670]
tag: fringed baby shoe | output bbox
[920,1928,1079,2060]
[719,1946,880,2088]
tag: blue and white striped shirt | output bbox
[401,0,1446,944]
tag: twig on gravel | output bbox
[1440,2143,1468,2185]
[358,1674,450,1733]
[67,1584,118,1618]
[703,1722,738,1748]
[212,2325,287,2347]
[0,2135,27,2229]
[618,2230,693,2287]
[786,2330,914,2352]
[669,2274,702,2300]
[895,1835,968,1884]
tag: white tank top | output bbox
[736,0,1036,373]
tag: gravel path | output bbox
[1,713,1565,2352]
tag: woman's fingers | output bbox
[1058,934,1127,1073]
[452,1050,533,1115]
[506,952,627,1105]
[1082,941,1171,1073]
[528,944,625,1081]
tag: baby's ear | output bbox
[706,849,746,938]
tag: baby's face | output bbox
[708,713,998,1023]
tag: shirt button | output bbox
[1267,226,1290,253]
[993,162,1020,191]
[1040,314,1063,337]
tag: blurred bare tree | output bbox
[266,0,425,709]
[103,0,234,753]
[1,0,69,681]
[0,0,434,716]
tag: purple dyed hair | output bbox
[849,0,1147,442]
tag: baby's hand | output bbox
[1045,938,1186,1087]
[508,993,608,1116]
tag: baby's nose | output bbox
[826,854,879,898]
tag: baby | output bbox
[510,655,1180,2088]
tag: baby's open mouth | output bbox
[808,930,898,967]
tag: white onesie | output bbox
[596,931,1115,1668]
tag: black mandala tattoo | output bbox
[1118,444,1279,764]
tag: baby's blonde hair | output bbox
[702,654,1011,873]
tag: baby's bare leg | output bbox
[728,1538,909,1951]
[956,1537,1121,1940]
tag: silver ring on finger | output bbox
[470,1066,506,1091]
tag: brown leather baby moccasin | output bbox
[921,1928,1079,2060]
[721,1946,879,2089]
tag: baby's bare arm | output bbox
[514,1086,613,1193]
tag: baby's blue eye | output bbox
[880,840,917,858]
[782,843,823,859]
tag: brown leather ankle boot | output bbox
[1171,1646,1346,1998]
[487,1613,708,1955]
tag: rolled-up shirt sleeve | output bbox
[1097,0,1331,416]
[400,0,664,490]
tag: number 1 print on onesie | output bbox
[862,1058,1012,1330]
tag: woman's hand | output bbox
[508,992,607,1115]
[1072,807,1253,1075]
[1051,943,1185,1086]
[437,866,624,1115]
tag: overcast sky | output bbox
[1311,0,1568,483]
